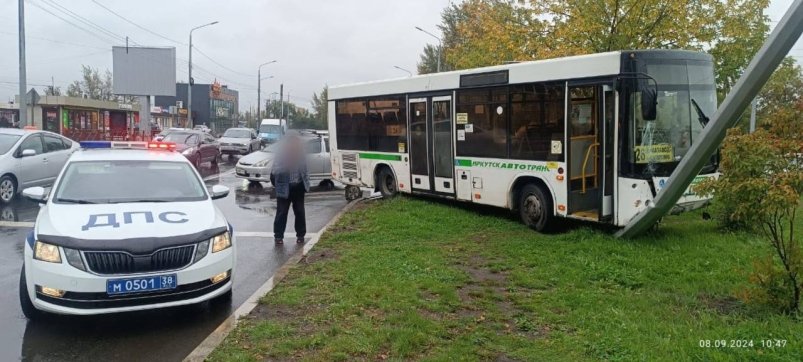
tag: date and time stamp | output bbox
[698,339,788,349]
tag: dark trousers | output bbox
[274,183,306,239]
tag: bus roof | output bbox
[328,49,707,100]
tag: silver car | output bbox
[0,129,79,203]
[235,134,333,189]
[219,128,261,156]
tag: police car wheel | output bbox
[19,266,42,320]
[0,175,16,204]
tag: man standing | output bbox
[271,134,310,244]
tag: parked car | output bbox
[235,131,333,189]
[162,130,220,168]
[219,128,260,156]
[0,129,79,204]
[193,124,211,133]
[152,127,190,141]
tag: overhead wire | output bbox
[38,0,138,45]
[27,0,126,45]
[90,0,185,46]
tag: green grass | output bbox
[210,197,802,361]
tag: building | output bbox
[13,93,140,140]
[155,80,239,134]
[150,105,188,130]
[0,102,19,128]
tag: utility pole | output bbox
[279,83,284,127]
[18,0,27,128]
[188,21,218,127]
[749,98,757,133]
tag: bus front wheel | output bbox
[518,184,553,232]
[377,168,397,198]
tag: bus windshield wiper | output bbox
[691,99,710,127]
[56,198,95,204]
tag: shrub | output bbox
[696,126,803,313]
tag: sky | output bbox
[0,0,800,112]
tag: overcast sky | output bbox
[0,0,800,112]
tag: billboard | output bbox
[112,46,176,96]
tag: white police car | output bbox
[19,141,235,318]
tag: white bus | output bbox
[327,50,719,231]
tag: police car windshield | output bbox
[0,134,21,155]
[53,160,207,204]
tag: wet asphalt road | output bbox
[0,155,349,362]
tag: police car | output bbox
[19,141,235,318]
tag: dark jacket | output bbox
[270,148,310,199]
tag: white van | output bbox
[258,119,286,146]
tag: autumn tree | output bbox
[426,0,771,101]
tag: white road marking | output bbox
[235,231,319,239]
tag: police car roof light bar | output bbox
[147,142,177,151]
[79,141,112,149]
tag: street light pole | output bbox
[393,65,412,77]
[415,26,442,73]
[188,21,218,127]
[18,0,27,128]
[257,60,276,122]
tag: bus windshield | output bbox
[629,60,717,176]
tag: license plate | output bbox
[107,274,177,295]
[236,168,248,176]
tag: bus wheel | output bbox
[519,184,553,232]
[345,185,361,202]
[377,168,397,198]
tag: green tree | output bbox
[66,65,117,101]
[311,86,328,123]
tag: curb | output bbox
[183,199,360,362]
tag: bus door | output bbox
[408,96,455,194]
[567,84,614,221]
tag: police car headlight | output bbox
[211,232,231,253]
[254,159,272,167]
[34,241,61,263]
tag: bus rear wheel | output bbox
[519,184,553,232]
[377,168,397,198]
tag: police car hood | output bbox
[35,201,228,253]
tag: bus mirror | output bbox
[641,85,657,121]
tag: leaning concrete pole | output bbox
[617,0,803,238]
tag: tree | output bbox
[311,86,328,123]
[417,3,466,74]
[66,65,117,101]
[43,85,61,96]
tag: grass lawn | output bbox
[210,197,802,361]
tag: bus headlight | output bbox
[34,241,62,263]
[211,232,231,253]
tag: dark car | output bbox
[162,130,220,168]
